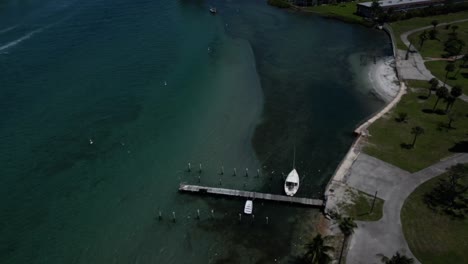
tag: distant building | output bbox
[356,0,443,18]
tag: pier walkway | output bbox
[179,183,324,207]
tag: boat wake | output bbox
[0,25,18,34]
[0,26,47,52]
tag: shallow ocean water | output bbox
[0,0,390,263]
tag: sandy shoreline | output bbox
[367,56,400,102]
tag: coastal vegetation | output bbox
[302,234,334,264]
[390,11,468,50]
[378,252,414,264]
[423,164,468,218]
[364,81,468,172]
[406,20,468,93]
[425,60,468,94]
[303,2,370,25]
[401,166,468,263]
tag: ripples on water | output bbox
[0,0,390,263]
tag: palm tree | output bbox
[304,234,334,264]
[431,20,439,30]
[447,85,462,111]
[444,62,456,86]
[462,53,468,67]
[444,96,455,113]
[427,78,439,98]
[378,252,414,264]
[339,217,357,236]
[433,86,448,111]
[411,126,424,148]
[337,217,357,264]
[451,25,459,34]
[454,55,468,77]
[418,31,428,49]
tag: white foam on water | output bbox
[0,26,46,52]
[0,25,18,34]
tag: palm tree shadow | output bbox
[400,143,413,149]
[449,141,468,153]
[287,256,307,264]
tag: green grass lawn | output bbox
[363,83,468,172]
[408,21,468,58]
[391,11,468,50]
[425,60,468,94]
[303,2,369,25]
[341,189,384,221]
[401,173,468,264]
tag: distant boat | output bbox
[284,147,300,196]
[209,7,217,14]
[244,200,253,214]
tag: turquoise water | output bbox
[0,0,390,263]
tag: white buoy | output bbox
[245,168,248,177]
[188,162,191,172]
[257,169,260,177]
[164,81,167,86]
[197,209,200,220]
[158,211,162,221]
[211,209,214,219]
[266,217,269,225]
[89,139,93,145]
[199,163,202,173]
[172,212,176,222]
[233,168,237,176]
[239,213,242,222]
[221,166,224,175]
[252,214,255,221]
[198,176,201,182]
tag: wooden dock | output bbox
[179,183,324,207]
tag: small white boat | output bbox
[244,200,253,214]
[284,147,300,196]
[284,169,299,196]
[209,7,217,14]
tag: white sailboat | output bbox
[284,147,300,196]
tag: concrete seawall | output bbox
[324,23,405,206]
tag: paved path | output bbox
[345,153,468,264]
[400,19,468,48]
[397,20,468,103]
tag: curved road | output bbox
[345,153,468,264]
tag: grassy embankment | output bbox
[401,173,468,264]
[364,80,468,172]
[407,21,468,94]
[340,190,384,221]
[390,11,468,50]
[302,2,370,25]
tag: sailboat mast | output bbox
[293,145,296,169]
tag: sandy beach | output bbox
[368,56,400,102]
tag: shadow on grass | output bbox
[437,122,456,131]
[449,141,468,153]
[422,108,446,115]
[400,143,413,149]
[418,95,429,100]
